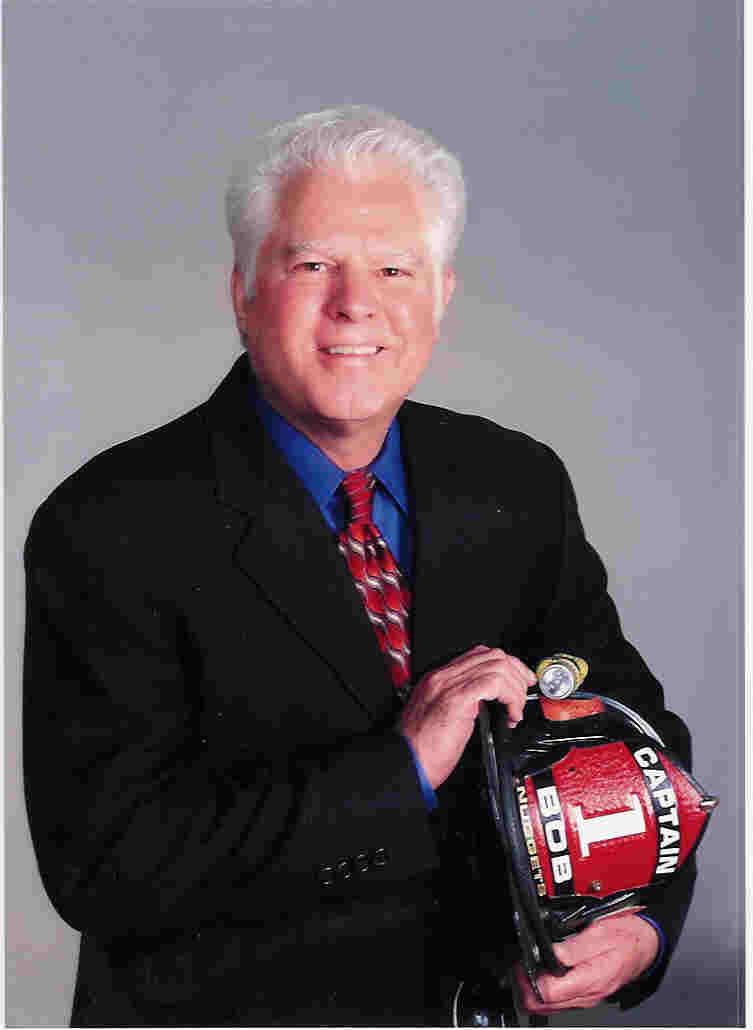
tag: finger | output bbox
[415,649,532,720]
[459,669,529,723]
[417,646,492,689]
[447,648,533,691]
[534,952,630,1012]
[511,964,599,1014]
[515,965,604,1014]
[473,667,530,715]
[440,646,504,677]
[552,912,656,970]
[446,644,492,666]
[505,653,538,686]
[536,958,608,1005]
[485,650,537,691]
[419,648,508,695]
[552,933,611,968]
[552,931,610,968]
[512,963,538,1010]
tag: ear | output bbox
[230,265,251,334]
[440,266,456,316]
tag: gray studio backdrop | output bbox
[5,1,742,1026]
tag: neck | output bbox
[258,388,397,470]
[300,420,390,470]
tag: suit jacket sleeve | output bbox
[515,445,695,1006]
[23,483,439,944]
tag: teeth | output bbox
[324,346,380,355]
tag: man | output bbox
[24,106,694,1026]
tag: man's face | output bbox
[231,162,455,447]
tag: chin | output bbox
[317,406,391,428]
[310,391,396,427]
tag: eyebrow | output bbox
[381,249,425,266]
[284,242,425,265]
[285,242,335,258]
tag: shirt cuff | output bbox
[635,913,666,978]
[403,737,438,811]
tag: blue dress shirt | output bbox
[252,386,436,810]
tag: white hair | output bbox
[226,105,466,298]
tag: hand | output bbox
[513,914,660,1013]
[398,645,535,789]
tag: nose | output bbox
[326,266,377,322]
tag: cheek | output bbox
[274,287,326,339]
[390,295,440,349]
[249,289,322,358]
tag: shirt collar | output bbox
[252,383,410,517]
[369,419,410,518]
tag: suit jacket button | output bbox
[336,858,353,881]
[372,847,389,867]
[354,852,370,873]
[318,864,335,887]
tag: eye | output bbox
[380,267,407,278]
[294,261,327,273]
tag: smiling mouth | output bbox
[321,346,383,356]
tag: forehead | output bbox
[271,162,438,253]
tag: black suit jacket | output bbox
[24,355,694,1026]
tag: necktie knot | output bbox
[341,468,376,525]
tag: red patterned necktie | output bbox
[338,468,412,699]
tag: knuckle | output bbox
[534,977,555,1003]
[425,669,445,691]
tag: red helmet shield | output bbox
[521,739,710,902]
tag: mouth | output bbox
[320,345,384,356]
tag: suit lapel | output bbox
[206,357,395,718]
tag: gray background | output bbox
[5,1,742,1026]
